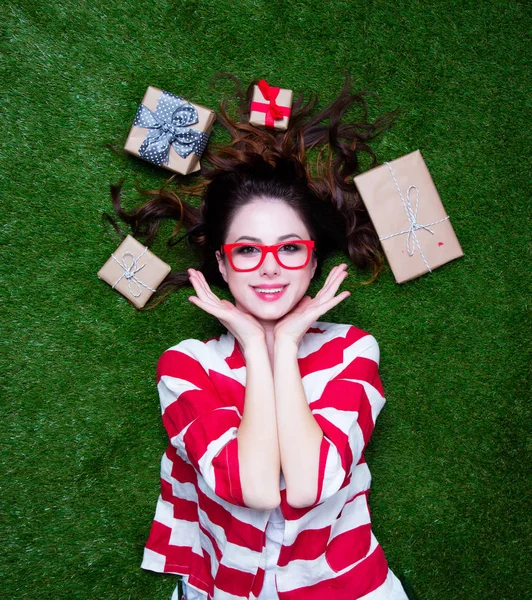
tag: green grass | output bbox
[1,1,530,599]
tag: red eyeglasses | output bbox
[222,240,315,272]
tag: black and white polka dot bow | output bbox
[133,90,210,166]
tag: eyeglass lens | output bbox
[231,243,309,270]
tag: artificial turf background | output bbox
[2,1,530,599]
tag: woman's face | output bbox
[215,197,317,325]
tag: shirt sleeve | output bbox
[156,341,248,508]
[308,329,386,507]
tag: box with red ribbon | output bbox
[249,79,293,130]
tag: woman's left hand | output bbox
[273,263,351,346]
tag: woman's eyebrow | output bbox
[234,233,303,242]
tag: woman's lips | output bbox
[251,285,288,302]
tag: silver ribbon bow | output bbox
[134,90,210,166]
[111,246,157,298]
[378,162,450,273]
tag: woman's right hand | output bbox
[186,268,266,351]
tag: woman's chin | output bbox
[260,304,298,323]
[247,299,291,320]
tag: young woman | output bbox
[106,77,418,599]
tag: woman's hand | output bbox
[187,268,266,350]
[273,263,351,346]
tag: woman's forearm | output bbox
[237,339,281,510]
[273,335,323,508]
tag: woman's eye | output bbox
[236,245,260,254]
[279,243,301,252]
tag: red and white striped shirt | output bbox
[141,321,409,600]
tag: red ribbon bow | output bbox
[251,79,291,127]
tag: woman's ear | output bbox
[311,254,318,279]
[215,250,228,283]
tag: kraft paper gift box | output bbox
[249,79,293,130]
[97,234,172,308]
[124,86,216,175]
[354,150,464,284]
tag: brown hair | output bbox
[103,74,399,310]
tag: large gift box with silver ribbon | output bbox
[124,86,215,175]
[249,79,293,131]
[354,150,464,283]
[97,234,171,308]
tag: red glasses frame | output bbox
[222,240,315,272]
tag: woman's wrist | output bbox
[241,335,268,357]
[274,334,299,354]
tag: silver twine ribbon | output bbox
[379,162,450,273]
[111,245,157,298]
[134,90,210,166]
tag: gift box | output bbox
[249,79,293,130]
[354,150,464,283]
[97,234,172,308]
[124,86,216,175]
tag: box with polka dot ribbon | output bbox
[124,86,215,175]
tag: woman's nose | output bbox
[261,249,280,272]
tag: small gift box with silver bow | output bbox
[124,86,216,175]
[354,150,464,284]
[97,234,172,308]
